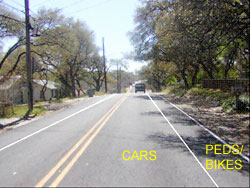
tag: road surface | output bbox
[0,91,249,187]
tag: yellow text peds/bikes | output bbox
[206,144,244,170]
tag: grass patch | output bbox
[187,87,230,101]
[161,87,172,95]
[95,91,105,96]
[50,97,71,103]
[1,104,47,118]
[79,94,88,97]
[162,85,187,96]
[1,95,91,119]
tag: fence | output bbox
[202,79,249,92]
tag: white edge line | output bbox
[147,93,219,188]
[158,95,249,163]
[0,94,116,152]
[12,98,92,130]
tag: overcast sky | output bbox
[1,0,148,72]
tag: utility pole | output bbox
[119,67,122,93]
[24,0,33,118]
[102,37,107,93]
[116,62,119,93]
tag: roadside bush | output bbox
[222,97,235,113]
[222,93,249,113]
[239,94,250,112]
[171,85,187,96]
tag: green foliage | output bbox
[166,76,177,85]
[222,94,249,113]
[162,85,188,97]
[172,88,187,97]
[107,70,137,93]
[95,91,105,96]
[222,97,236,113]
[32,13,99,97]
[187,88,230,101]
[1,8,105,99]
[32,106,47,116]
[138,61,175,91]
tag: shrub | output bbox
[222,94,249,112]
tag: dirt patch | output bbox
[162,93,249,158]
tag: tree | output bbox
[0,5,25,82]
[32,12,96,97]
[1,7,103,99]
[83,53,105,92]
[129,0,249,91]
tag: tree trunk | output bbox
[157,80,161,92]
[94,77,101,91]
[95,84,100,92]
[180,70,189,89]
[198,58,214,79]
[76,79,85,96]
[191,65,199,87]
[69,71,76,98]
[176,63,189,89]
[70,81,76,97]
[59,76,71,97]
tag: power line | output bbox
[32,0,86,9]
[67,0,114,15]
[32,0,51,8]
[58,0,88,11]
[1,1,38,21]
[8,0,37,16]
[0,1,25,14]
[8,0,24,9]
[32,0,89,14]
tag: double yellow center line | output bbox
[35,95,128,187]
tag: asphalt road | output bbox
[0,91,249,187]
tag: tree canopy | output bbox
[130,0,249,90]
[0,7,106,97]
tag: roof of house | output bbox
[0,76,22,90]
[0,77,61,90]
[33,80,61,89]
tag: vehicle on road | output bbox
[135,83,146,93]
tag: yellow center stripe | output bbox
[35,95,127,187]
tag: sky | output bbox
[1,0,148,72]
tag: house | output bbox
[0,76,24,104]
[0,76,24,115]
[32,80,61,102]
[0,76,62,104]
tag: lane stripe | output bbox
[158,95,249,163]
[0,94,116,153]
[49,96,127,187]
[35,96,121,187]
[147,93,219,188]
[12,98,91,130]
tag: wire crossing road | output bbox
[0,93,249,187]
